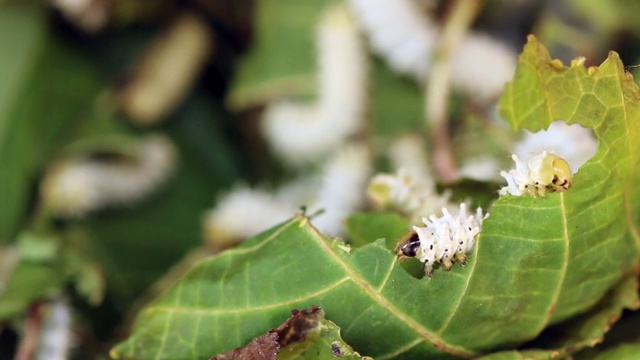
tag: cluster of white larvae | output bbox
[394,145,580,277]
[396,203,488,277]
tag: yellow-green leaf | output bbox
[499,35,640,323]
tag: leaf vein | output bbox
[304,219,478,358]
[143,276,351,317]
[376,337,423,360]
[435,234,481,335]
[153,276,186,360]
[539,192,570,329]
[375,257,398,293]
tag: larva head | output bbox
[525,153,573,196]
[396,230,421,258]
[546,154,573,192]
[537,154,571,185]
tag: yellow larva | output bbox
[525,154,573,197]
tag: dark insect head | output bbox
[396,231,421,258]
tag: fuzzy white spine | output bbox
[412,203,486,276]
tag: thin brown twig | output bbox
[426,0,484,184]
[14,302,44,360]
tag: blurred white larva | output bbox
[348,0,517,103]
[40,134,177,218]
[261,3,368,167]
[36,298,74,360]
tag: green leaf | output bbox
[112,37,640,359]
[0,231,106,319]
[227,0,336,110]
[227,1,424,137]
[499,35,640,323]
[86,94,243,306]
[0,4,105,239]
[476,274,639,359]
[0,257,66,319]
[524,273,640,355]
[474,349,555,360]
[112,216,475,359]
[344,212,409,248]
[371,58,424,138]
[592,343,640,360]
[566,0,640,36]
[16,231,59,262]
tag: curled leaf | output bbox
[209,306,368,360]
[112,36,640,359]
[210,332,278,360]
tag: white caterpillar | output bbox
[348,0,517,103]
[40,134,177,218]
[204,144,371,248]
[261,3,367,167]
[499,151,573,198]
[396,203,487,277]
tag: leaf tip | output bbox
[570,56,586,67]
[550,59,565,70]
[607,50,621,61]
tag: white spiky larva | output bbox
[499,150,573,197]
[40,134,177,218]
[499,121,597,197]
[396,203,487,277]
[260,3,367,167]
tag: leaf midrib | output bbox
[139,277,351,317]
[303,217,478,359]
[539,193,570,329]
[434,233,481,335]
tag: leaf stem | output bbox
[14,302,44,360]
[425,0,483,183]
